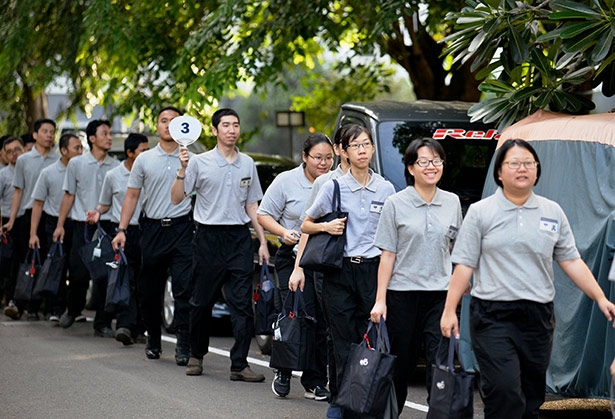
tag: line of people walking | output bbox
[2,107,615,419]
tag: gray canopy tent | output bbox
[458,110,615,398]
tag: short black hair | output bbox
[124,133,148,154]
[340,124,371,150]
[492,139,541,188]
[0,135,11,149]
[20,133,35,144]
[59,132,79,151]
[403,138,446,186]
[157,106,183,121]
[333,125,351,146]
[85,120,111,148]
[301,132,333,167]
[2,136,23,150]
[33,118,56,133]
[212,108,240,129]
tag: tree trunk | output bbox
[23,83,49,131]
[381,20,482,102]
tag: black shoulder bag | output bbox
[299,179,348,271]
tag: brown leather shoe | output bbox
[185,357,203,376]
[229,366,265,382]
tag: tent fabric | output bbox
[498,109,615,147]
[458,111,615,399]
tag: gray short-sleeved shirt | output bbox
[306,169,395,258]
[99,162,141,225]
[184,146,263,225]
[12,147,60,210]
[374,186,462,291]
[257,165,312,239]
[0,165,24,218]
[128,144,192,219]
[300,165,345,224]
[63,152,119,222]
[451,188,580,303]
[31,160,70,218]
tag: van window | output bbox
[377,120,497,209]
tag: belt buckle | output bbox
[161,218,172,227]
[350,256,362,264]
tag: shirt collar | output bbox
[213,145,241,168]
[343,168,377,192]
[495,187,539,210]
[120,161,131,175]
[154,143,180,157]
[406,186,443,207]
[55,159,67,172]
[297,166,313,189]
[85,152,114,166]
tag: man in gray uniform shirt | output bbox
[29,133,83,321]
[171,108,269,381]
[2,119,59,320]
[53,120,119,335]
[1,137,24,319]
[111,106,193,365]
[89,133,149,345]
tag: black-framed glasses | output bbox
[503,161,539,169]
[344,141,373,151]
[307,154,334,163]
[415,158,444,167]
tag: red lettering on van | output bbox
[432,128,500,140]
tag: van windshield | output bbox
[377,120,498,209]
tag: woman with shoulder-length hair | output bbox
[440,138,615,419]
[298,123,396,418]
[370,137,462,414]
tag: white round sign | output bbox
[169,115,202,146]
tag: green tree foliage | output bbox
[1,0,474,139]
[442,0,615,128]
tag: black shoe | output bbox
[304,385,331,401]
[3,300,20,320]
[175,329,190,366]
[94,326,114,338]
[75,313,87,322]
[271,370,291,397]
[59,313,75,329]
[115,328,135,346]
[145,336,161,359]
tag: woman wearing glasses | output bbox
[440,139,615,419]
[257,132,334,400]
[301,124,395,418]
[369,138,462,414]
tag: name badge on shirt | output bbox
[445,225,459,241]
[539,217,558,232]
[370,201,384,214]
[240,177,251,188]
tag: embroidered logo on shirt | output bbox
[539,217,558,232]
[369,201,384,214]
[240,177,251,187]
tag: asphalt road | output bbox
[0,315,611,419]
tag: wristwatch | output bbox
[176,171,185,180]
[116,227,128,234]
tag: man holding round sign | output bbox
[111,106,194,366]
[171,108,270,381]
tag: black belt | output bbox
[344,256,380,264]
[142,214,192,227]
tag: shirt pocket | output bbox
[535,231,558,259]
[235,176,251,203]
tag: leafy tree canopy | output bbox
[442,0,615,128]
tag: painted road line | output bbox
[161,334,430,413]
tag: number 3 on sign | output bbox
[169,115,202,146]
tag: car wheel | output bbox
[162,275,175,333]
